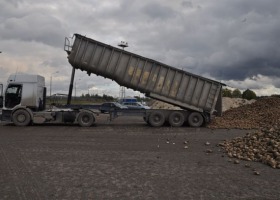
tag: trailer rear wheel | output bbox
[148,111,165,127]
[78,112,95,127]
[188,112,203,127]
[169,111,185,127]
[12,109,31,126]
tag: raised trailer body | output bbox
[64,34,224,127]
[65,34,223,116]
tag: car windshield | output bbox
[114,102,123,107]
[114,102,128,108]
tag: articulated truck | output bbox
[0,34,224,127]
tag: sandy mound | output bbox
[150,100,182,110]
[222,97,256,112]
[150,97,255,112]
[209,97,280,130]
[211,97,280,169]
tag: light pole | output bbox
[50,71,59,97]
[74,78,81,98]
[87,85,94,99]
[118,41,128,100]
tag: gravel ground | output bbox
[0,116,280,200]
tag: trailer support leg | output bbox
[67,67,76,105]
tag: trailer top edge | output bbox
[73,33,226,87]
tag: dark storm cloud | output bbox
[208,58,280,81]
[171,0,280,82]
[86,0,280,90]
[181,1,193,8]
[141,3,176,19]
[1,0,280,95]
[1,14,67,47]
[200,21,280,81]
[0,1,68,47]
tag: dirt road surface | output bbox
[0,116,279,200]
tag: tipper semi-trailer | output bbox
[64,34,224,127]
[0,34,224,127]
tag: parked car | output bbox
[121,102,150,110]
[100,102,128,113]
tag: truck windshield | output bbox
[5,84,22,108]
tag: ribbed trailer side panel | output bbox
[67,34,223,114]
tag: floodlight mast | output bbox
[118,41,128,99]
[118,41,128,50]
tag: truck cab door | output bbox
[0,83,3,108]
[4,84,22,109]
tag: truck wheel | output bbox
[169,111,185,127]
[148,111,165,127]
[188,112,204,127]
[12,109,31,126]
[78,112,95,127]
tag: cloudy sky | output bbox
[1,0,280,97]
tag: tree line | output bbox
[222,88,257,100]
[81,93,115,101]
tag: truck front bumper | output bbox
[1,109,12,122]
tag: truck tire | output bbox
[188,112,203,127]
[12,109,31,126]
[169,111,185,127]
[78,112,95,127]
[148,111,165,127]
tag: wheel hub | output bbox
[17,114,26,122]
[82,116,90,123]
[193,117,199,123]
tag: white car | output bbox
[122,102,150,110]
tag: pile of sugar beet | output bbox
[208,97,280,169]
